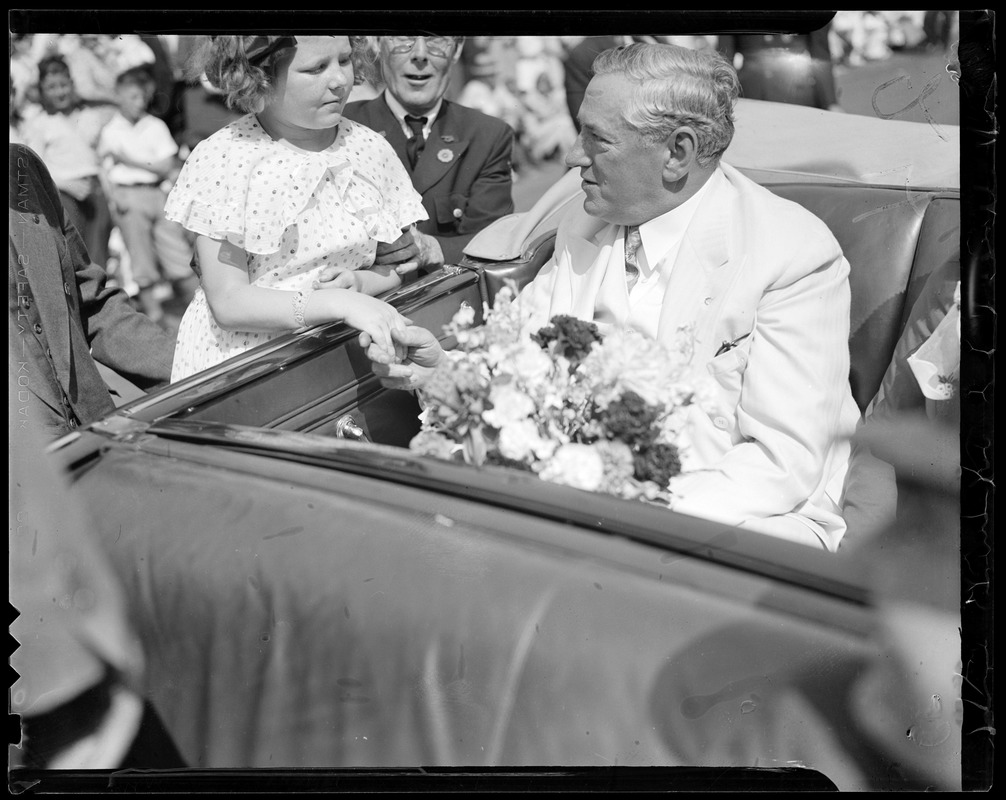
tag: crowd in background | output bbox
[829,9,958,65]
[10,33,196,328]
[9,12,958,333]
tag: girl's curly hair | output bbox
[187,35,372,114]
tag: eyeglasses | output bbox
[386,36,456,58]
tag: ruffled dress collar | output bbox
[165,114,412,255]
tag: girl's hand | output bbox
[332,292,410,362]
[317,269,361,291]
[359,324,445,391]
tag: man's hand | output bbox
[315,227,446,288]
[358,324,445,391]
[375,226,446,277]
[374,228,424,276]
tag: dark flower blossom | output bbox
[599,391,663,445]
[634,442,682,486]
[531,315,603,368]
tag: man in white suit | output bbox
[364,43,862,551]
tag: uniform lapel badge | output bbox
[440,134,456,143]
[437,148,455,163]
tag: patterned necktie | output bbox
[624,225,642,290]
[404,115,428,169]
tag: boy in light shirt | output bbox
[99,66,196,322]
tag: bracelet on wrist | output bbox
[292,289,314,328]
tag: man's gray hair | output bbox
[592,42,741,165]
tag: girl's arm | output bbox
[327,261,403,296]
[197,235,407,357]
[106,151,177,179]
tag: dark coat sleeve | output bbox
[563,42,599,130]
[30,148,175,388]
[432,121,515,266]
[562,36,619,130]
[75,250,175,389]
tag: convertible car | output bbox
[15,28,974,791]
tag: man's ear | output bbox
[662,126,699,182]
[451,39,465,66]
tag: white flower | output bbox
[452,303,476,329]
[538,443,605,491]
[579,327,692,408]
[497,341,554,385]
[409,430,461,460]
[483,342,511,369]
[483,384,536,428]
[538,383,568,413]
[498,419,555,462]
[594,439,635,489]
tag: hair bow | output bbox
[210,35,297,65]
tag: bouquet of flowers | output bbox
[409,285,713,503]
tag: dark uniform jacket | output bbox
[563,35,620,129]
[9,144,174,438]
[343,95,515,266]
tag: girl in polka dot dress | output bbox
[165,35,428,381]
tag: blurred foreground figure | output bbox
[9,353,186,769]
[645,413,962,790]
[9,412,144,768]
[844,413,962,790]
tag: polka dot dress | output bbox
[165,114,427,381]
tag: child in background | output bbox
[164,35,425,381]
[19,56,114,269]
[98,66,197,322]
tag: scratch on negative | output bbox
[871,73,949,141]
[263,526,305,540]
[485,587,559,762]
[853,191,935,223]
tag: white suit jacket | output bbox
[521,163,863,550]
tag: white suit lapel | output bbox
[656,170,743,358]
[547,216,619,322]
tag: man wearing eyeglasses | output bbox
[342,35,516,273]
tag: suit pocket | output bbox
[433,193,468,232]
[706,345,750,397]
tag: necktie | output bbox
[624,225,642,291]
[404,115,428,169]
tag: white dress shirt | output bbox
[383,90,444,142]
[98,112,178,186]
[616,168,724,339]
